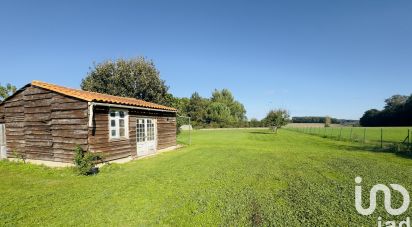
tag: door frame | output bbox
[136,117,157,156]
[0,123,6,159]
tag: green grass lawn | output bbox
[1,129,412,226]
[289,126,411,145]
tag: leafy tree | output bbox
[211,89,246,122]
[249,118,262,127]
[171,97,190,116]
[360,94,412,126]
[359,109,380,126]
[0,83,17,101]
[81,57,169,104]
[166,96,190,134]
[384,95,408,110]
[187,92,209,126]
[263,109,290,132]
[182,89,248,128]
[206,102,233,127]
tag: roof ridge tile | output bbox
[31,80,176,111]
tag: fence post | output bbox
[339,127,342,140]
[380,128,383,148]
[349,127,353,142]
[331,127,333,137]
[363,128,366,143]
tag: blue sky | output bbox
[1,0,411,120]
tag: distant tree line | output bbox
[360,94,412,126]
[243,109,290,129]
[292,116,340,124]
[291,116,358,125]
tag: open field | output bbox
[1,129,412,226]
[285,123,342,128]
[287,126,412,145]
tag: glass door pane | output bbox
[137,119,146,142]
[147,119,155,141]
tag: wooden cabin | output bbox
[0,81,177,165]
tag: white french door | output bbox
[136,118,157,157]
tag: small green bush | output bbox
[12,150,26,163]
[73,145,101,175]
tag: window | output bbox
[109,109,128,139]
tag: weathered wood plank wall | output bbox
[88,107,176,160]
[88,107,134,161]
[157,116,176,149]
[23,87,53,160]
[0,105,5,124]
[3,85,88,162]
[50,92,88,162]
[4,92,25,157]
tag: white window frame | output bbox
[109,109,129,140]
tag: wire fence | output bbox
[286,126,412,151]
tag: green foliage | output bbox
[186,92,209,126]
[292,116,340,124]
[0,83,17,101]
[384,95,409,110]
[248,118,263,127]
[81,57,169,105]
[206,102,232,127]
[210,89,246,122]
[1,129,412,226]
[12,150,26,163]
[178,89,247,128]
[73,146,101,175]
[263,109,290,131]
[360,94,412,126]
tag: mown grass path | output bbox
[1,129,411,226]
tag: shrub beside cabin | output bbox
[0,81,177,165]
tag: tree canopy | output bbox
[81,57,169,105]
[263,109,290,132]
[360,94,412,126]
[0,83,16,101]
[176,89,247,128]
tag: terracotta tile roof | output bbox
[31,81,176,111]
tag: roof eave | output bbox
[90,101,177,113]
